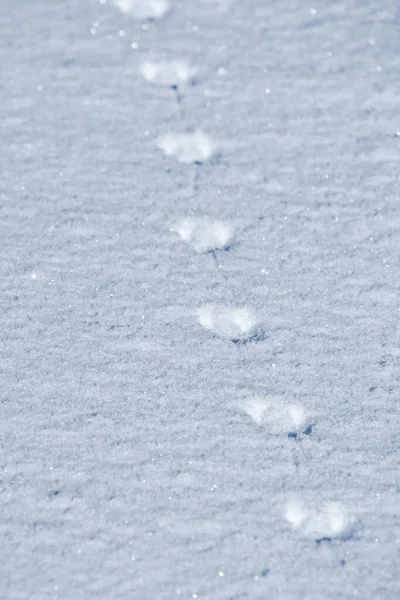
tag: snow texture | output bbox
[1,0,400,599]
[157,130,216,164]
[171,217,235,252]
[140,59,196,87]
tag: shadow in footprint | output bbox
[316,536,332,545]
[208,246,232,256]
[316,529,355,545]
[288,424,314,439]
[231,328,267,346]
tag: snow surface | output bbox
[1,0,400,599]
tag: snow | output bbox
[140,60,196,87]
[197,305,262,342]
[157,130,216,164]
[171,217,235,252]
[2,0,400,598]
[114,0,170,19]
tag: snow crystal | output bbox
[114,0,170,20]
[171,217,234,253]
[197,305,262,342]
[157,131,216,164]
[242,396,308,432]
[284,500,354,540]
[140,60,196,87]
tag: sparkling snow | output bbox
[2,1,399,598]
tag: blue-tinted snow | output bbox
[1,0,399,598]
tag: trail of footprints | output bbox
[114,0,354,544]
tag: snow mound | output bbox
[171,217,235,253]
[197,305,263,342]
[114,0,170,20]
[284,500,354,540]
[157,131,216,164]
[140,60,196,87]
[242,396,308,432]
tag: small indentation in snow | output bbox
[284,500,354,541]
[241,396,308,433]
[197,305,263,343]
[157,130,216,164]
[140,60,196,87]
[114,0,170,20]
[171,218,234,253]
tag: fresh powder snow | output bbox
[1,0,399,599]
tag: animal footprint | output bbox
[241,396,309,434]
[140,60,196,87]
[157,130,216,164]
[197,305,264,343]
[284,500,354,542]
[114,0,170,20]
[171,217,235,253]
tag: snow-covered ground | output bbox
[1,1,399,598]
